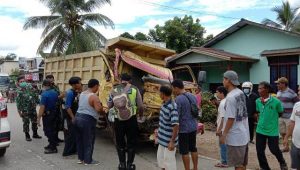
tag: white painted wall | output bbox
[0,61,19,75]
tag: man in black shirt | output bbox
[242,82,259,143]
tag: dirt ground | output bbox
[197,130,291,170]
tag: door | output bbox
[270,64,298,92]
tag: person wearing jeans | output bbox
[215,86,228,168]
[74,79,103,165]
[283,97,300,170]
[256,81,288,170]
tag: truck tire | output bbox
[0,148,6,157]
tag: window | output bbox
[0,76,10,85]
[268,55,299,92]
[172,67,194,82]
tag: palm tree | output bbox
[23,0,114,56]
[262,1,300,32]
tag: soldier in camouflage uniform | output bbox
[46,75,64,143]
[16,76,42,141]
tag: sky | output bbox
[0,0,300,58]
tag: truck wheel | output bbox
[0,148,6,157]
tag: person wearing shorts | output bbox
[157,86,179,170]
[220,71,250,170]
[284,100,300,170]
[178,131,197,155]
[171,80,198,170]
[276,77,299,152]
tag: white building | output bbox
[0,61,19,75]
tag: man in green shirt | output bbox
[255,81,287,170]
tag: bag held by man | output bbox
[183,93,199,118]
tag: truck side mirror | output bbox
[198,71,206,85]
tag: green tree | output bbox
[205,34,214,42]
[5,53,17,60]
[10,68,20,76]
[23,0,114,56]
[134,32,148,41]
[0,53,16,64]
[120,32,134,39]
[148,15,207,53]
[262,1,300,32]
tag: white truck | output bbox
[0,73,10,97]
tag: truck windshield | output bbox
[0,76,10,85]
[172,68,194,82]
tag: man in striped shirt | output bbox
[157,85,179,170]
[276,77,299,152]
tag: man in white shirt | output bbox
[283,88,300,170]
[220,70,249,170]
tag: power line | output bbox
[139,0,241,20]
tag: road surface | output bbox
[0,103,231,170]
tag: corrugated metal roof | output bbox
[203,19,300,47]
[261,47,300,57]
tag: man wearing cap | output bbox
[107,73,144,170]
[276,77,299,152]
[16,76,42,141]
[220,70,249,170]
[37,80,59,154]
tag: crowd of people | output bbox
[212,72,300,170]
[14,70,300,170]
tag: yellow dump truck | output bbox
[44,37,198,142]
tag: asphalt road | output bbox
[0,103,231,170]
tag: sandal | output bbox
[215,162,228,168]
[281,148,290,152]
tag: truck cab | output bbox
[0,73,10,97]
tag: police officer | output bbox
[16,76,42,141]
[46,75,64,143]
[108,73,144,170]
[37,79,59,154]
[62,77,82,157]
